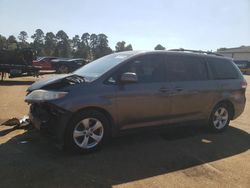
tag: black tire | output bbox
[208,103,231,133]
[57,65,69,74]
[64,110,111,153]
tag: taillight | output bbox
[241,79,248,89]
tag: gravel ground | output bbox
[0,74,249,188]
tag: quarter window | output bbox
[208,58,239,79]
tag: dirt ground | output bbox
[0,75,249,188]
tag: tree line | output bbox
[0,29,166,60]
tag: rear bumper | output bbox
[29,103,72,146]
[233,101,246,120]
[232,95,246,120]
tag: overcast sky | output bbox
[0,0,249,51]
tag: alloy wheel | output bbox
[213,107,229,129]
[58,65,69,73]
[73,118,104,149]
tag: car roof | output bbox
[114,50,232,61]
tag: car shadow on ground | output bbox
[0,124,249,188]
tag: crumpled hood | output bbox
[27,74,85,92]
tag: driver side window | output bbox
[107,54,165,84]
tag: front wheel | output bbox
[208,103,231,132]
[64,110,111,153]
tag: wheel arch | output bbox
[211,99,235,120]
[68,106,116,135]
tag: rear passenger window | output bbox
[166,56,208,81]
[208,59,239,79]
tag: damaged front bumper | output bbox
[29,103,72,146]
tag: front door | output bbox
[114,54,172,130]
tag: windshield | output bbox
[74,52,136,81]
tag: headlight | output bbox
[25,90,68,102]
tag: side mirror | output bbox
[120,72,138,83]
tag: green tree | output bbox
[91,34,112,59]
[125,44,133,51]
[0,35,7,50]
[154,44,166,50]
[7,35,18,50]
[18,31,29,48]
[71,35,83,58]
[90,34,98,49]
[56,30,71,57]
[81,33,90,47]
[80,32,91,59]
[72,35,80,50]
[115,41,133,52]
[89,34,98,59]
[31,29,44,43]
[1,31,134,58]
[115,41,125,52]
[31,29,45,56]
[44,32,57,56]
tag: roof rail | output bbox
[169,48,223,57]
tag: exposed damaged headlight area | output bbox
[29,103,70,132]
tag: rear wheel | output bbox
[57,65,69,74]
[209,103,231,132]
[64,110,111,153]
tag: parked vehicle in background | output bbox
[25,50,247,153]
[32,57,58,70]
[234,60,250,74]
[51,58,88,74]
[0,48,39,79]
